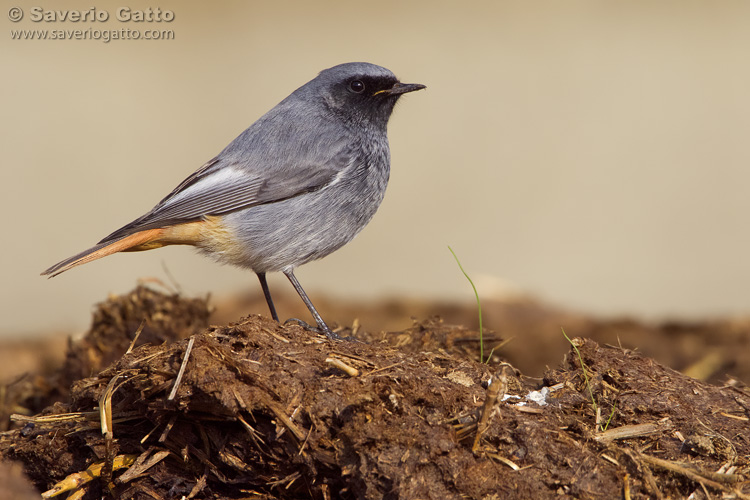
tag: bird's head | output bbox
[305,62,426,128]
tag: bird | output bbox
[41,62,425,340]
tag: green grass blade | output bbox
[448,246,484,362]
[562,328,598,416]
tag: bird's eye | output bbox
[349,80,365,93]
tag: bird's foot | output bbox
[283,317,356,341]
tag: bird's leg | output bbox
[283,269,341,340]
[256,272,279,322]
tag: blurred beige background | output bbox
[3,0,750,338]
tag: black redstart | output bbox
[42,62,425,339]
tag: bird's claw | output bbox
[283,317,345,340]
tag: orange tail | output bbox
[41,228,166,278]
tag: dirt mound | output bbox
[216,291,750,385]
[0,287,210,432]
[1,287,749,499]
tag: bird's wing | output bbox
[98,154,344,243]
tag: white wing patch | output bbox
[161,166,247,209]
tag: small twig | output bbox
[11,412,94,424]
[261,327,291,344]
[363,361,404,378]
[140,424,160,446]
[298,421,314,456]
[99,373,132,487]
[641,463,664,500]
[351,318,361,336]
[510,405,544,415]
[126,320,146,355]
[327,350,375,366]
[116,449,170,484]
[638,453,745,492]
[623,473,631,500]
[187,471,208,499]
[472,368,508,453]
[157,415,178,443]
[100,374,132,437]
[168,337,195,401]
[720,412,749,421]
[486,452,520,470]
[265,399,305,442]
[698,481,711,499]
[267,471,301,489]
[594,422,666,445]
[41,455,137,498]
[326,357,359,377]
[126,351,164,367]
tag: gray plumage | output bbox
[43,62,425,338]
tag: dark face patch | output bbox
[328,74,403,125]
[343,74,400,98]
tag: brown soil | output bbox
[1,286,749,499]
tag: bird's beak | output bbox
[374,82,427,96]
